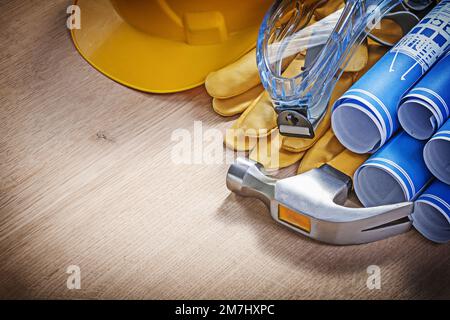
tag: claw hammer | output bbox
[226,155,413,245]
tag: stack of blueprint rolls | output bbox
[331,0,450,243]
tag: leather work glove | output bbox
[298,128,369,178]
[205,0,404,170]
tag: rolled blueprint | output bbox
[354,131,433,207]
[398,51,450,140]
[413,180,450,243]
[332,0,450,154]
[423,118,450,184]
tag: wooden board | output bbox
[0,0,449,299]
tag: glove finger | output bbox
[344,41,368,72]
[282,72,354,152]
[228,90,276,131]
[354,42,389,82]
[297,129,346,174]
[224,91,276,151]
[369,18,404,47]
[224,128,258,152]
[212,85,264,117]
[205,49,260,99]
[249,130,305,170]
[224,50,306,151]
[328,149,369,178]
[210,35,305,117]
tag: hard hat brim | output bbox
[71,0,260,93]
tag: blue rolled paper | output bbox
[354,131,433,207]
[413,180,450,243]
[332,0,450,154]
[423,118,450,184]
[398,51,450,140]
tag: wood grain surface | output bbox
[0,0,449,300]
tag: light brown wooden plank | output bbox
[0,0,449,299]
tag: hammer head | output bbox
[227,158,413,245]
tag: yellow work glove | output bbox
[205,1,403,171]
[298,128,369,177]
[215,51,366,170]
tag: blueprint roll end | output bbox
[413,201,450,244]
[413,181,450,243]
[398,100,438,140]
[332,104,382,154]
[354,165,407,208]
[423,138,450,185]
[354,131,433,208]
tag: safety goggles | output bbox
[256,0,435,138]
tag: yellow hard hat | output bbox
[71,0,272,93]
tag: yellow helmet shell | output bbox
[71,0,272,93]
